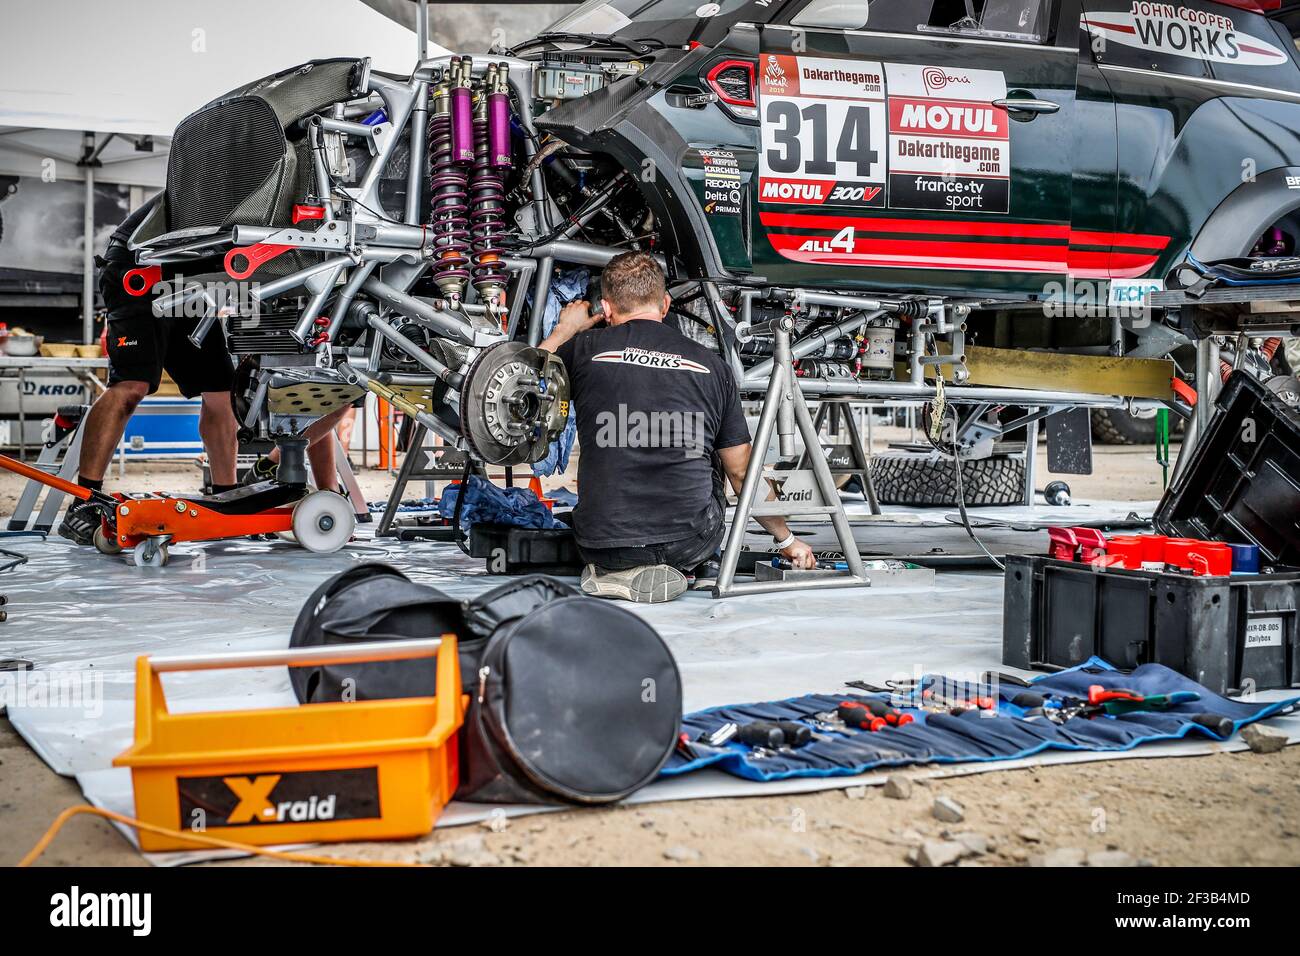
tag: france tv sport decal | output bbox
[1082,2,1290,67]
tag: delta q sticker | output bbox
[1082,2,1290,67]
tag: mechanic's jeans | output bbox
[578,496,726,573]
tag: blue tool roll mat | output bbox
[661,658,1298,782]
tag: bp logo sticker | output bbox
[1083,3,1290,68]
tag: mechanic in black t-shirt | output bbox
[540,252,814,604]
[58,196,239,545]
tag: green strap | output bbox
[1155,408,1170,488]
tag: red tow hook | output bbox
[122,265,162,297]
[224,243,293,280]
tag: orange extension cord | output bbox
[19,805,429,868]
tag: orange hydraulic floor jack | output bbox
[0,452,355,566]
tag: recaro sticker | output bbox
[1082,3,1290,67]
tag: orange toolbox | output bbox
[114,637,464,852]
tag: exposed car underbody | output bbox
[125,20,1299,471]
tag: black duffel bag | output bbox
[289,564,681,805]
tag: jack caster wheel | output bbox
[291,491,355,553]
[132,539,169,568]
[93,525,123,555]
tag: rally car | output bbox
[123,0,1300,497]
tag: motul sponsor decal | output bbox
[592,347,712,373]
[177,766,381,827]
[758,56,1011,223]
[1082,3,1290,67]
[883,63,1009,214]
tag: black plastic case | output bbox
[1002,553,1300,695]
[1154,370,1300,567]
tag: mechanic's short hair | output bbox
[601,252,666,314]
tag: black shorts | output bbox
[106,311,234,398]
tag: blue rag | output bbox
[438,475,559,530]
[530,268,587,477]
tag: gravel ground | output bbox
[1,431,1296,868]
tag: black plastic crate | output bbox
[1154,370,1300,568]
[467,522,582,575]
[1003,553,1300,695]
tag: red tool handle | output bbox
[224,243,293,280]
[1047,526,1078,561]
[836,702,886,731]
[122,265,162,297]
[0,452,92,500]
[1087,684,1143,705]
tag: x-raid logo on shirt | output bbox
[592,347,712,374]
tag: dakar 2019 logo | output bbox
[764,55,788,91]
[1083,3,1289,67]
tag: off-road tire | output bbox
[1090,407,1155,445]
[870,452,1025,507]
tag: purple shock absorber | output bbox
[450,58,475,165]
[487,63,512,170]
[428,85,470,300]
[470,76,508,306]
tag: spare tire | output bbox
[870,452,1024,506]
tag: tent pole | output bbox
[80,131,96,345]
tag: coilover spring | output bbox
[428,89,470,301]
[469,104,508,307]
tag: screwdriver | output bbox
[852,697,916,727]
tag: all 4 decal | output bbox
[758,56,1011,220]
[1082,3,1290,67]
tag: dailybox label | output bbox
[1243,616,1284,649]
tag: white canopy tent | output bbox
[0,0,447,338]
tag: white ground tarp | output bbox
[1,501,1296,865]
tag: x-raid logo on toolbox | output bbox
[592,346,711,373]
[177,766,381,828]
[1082,3,1290,67]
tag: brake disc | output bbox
[459,341,570,465]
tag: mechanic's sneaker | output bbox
[241,455,277,486]
[580,564,688,604]
[57,499,100,546]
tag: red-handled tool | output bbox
[836,703,886,732]
[848,697,916,727]
[122,265,162,297]
[1071,527,1107,563]
[224,243,293,280]
[1047,526,1078,561]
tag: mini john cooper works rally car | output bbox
[122,0,1300,502]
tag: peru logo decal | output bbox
[1082,3,1290,67]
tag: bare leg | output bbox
[199,391,239,486]
[307,431,337,490]
[336,406,357,458]
[77,381,150,482]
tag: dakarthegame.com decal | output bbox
[1082,2,1290,67]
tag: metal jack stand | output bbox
[798,399,882,514]
[375,423,482,537]
[714,315,871,598]
[6,405,88,533]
